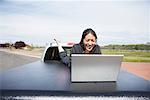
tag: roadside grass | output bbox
[101,49,150,62]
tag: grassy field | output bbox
[101,49,150,62]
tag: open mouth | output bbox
[87,45,93,49]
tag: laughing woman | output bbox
[57,28,101,66]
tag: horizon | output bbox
[0,39,149,47]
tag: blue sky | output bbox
[0,0,149,46]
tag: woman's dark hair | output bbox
[79,28,97,45]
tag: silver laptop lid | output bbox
[71,54,123,82]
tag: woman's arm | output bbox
[57,43,70,67]
[59,51,70,67]
[58,44,80,67]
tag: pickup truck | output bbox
[42,42,73,62]
[0,42,149,97]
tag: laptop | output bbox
[71,54,123,82]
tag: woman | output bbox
[58,28,101,66]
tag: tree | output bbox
[14,41,26,49]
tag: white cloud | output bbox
[0,1,149,45]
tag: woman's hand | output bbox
[54,39,64,53]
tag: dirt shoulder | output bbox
[0,48,44,58]
[122,62,150,80]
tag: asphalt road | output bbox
[0,51,40,71]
